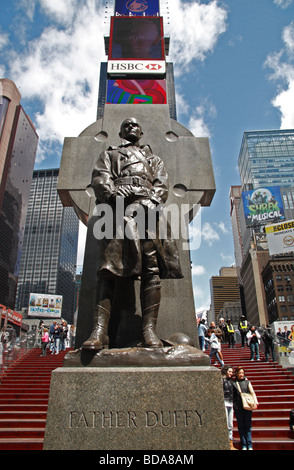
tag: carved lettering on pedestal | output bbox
[68,409,205,429]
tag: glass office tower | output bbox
[15,169,79,323]
[238,129,294,189]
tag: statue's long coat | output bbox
[91,142,183,280]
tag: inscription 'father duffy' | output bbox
[69,409,205,429]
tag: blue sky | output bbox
[1,0,294,315]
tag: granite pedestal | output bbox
[43,358,229,450]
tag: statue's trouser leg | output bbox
[141,240,163,348]
[82,277,112,350]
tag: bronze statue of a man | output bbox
[82,118,182,351]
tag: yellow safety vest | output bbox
[239,321,248,330]
[227,324,234,333]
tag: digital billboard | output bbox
[265,219,294,256]
[28,293,62,318]
[107,79,167,104]
[107,60,166,75]
[114,0,160,17]
[242,186,285,228]
[109,17,164,60]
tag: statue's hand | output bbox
[140,199,157,210]
[115,185,134,198]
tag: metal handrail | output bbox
[0,330,38,381]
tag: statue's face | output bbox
[120,118,142,143]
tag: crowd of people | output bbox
[39,319,75,356]
[198,316,276,363]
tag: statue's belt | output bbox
[114,176,152,189]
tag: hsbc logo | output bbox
[146,64,162,70]
[108,60,166,75]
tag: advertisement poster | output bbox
[273,321,294,362]
[107,79,166,104]
[242,186,285,227]
[114,0,160,17]
[28,293,62,318]
[265,219,294,255]
[109,17,164,60]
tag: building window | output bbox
[278,296,285,302]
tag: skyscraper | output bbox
[0,79,38,308]
[15,169,79,323]
[233,129,294,326]
[238,129,294,189]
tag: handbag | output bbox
[236,381,256,410]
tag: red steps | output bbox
[0,348,68,450]
[207,343,294,450]
[1,344,294,450]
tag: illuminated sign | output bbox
[109,17,164,60]
[28,293,62,318]
[107,59,165,75]
[107,79,167,104]
[114,0,160,16]
[242,186,285,228]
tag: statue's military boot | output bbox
[82,305,110,350]
[142,307,163,348]
[141,282,163,348]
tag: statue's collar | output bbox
[120,139,141,148]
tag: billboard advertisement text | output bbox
[265,219,294,256]
[242,186,285,228]
[28,293,62,318]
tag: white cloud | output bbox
[201,222,220,246]
[0,32,9,51]
[192,264,206,276]
[265,21,294,129]
[274,0,293,8]
[216,221,228,234]
[8,0,106,163]
[167,0,228,72]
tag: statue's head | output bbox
[119,117,143,144]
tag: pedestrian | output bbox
[209,321,225,363]
[41,328,49,356]
[247,326,261,361]
[53,323,62,355]
[233,366,258,450]
[206,328,224,367]
[221,365,237,450]
[60,320,68,351]
[261,325,276,362]
[198,319,207,351]
[238,316,249,348]
[49,321,57,353]
[218,318,227,343]
[226,319,235,348]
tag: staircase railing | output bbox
[0,330,38,381]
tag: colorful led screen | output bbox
[107,79,167,104]
[114,0,160,16]
[109,16,164,59]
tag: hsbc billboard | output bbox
[108,59,166,75]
